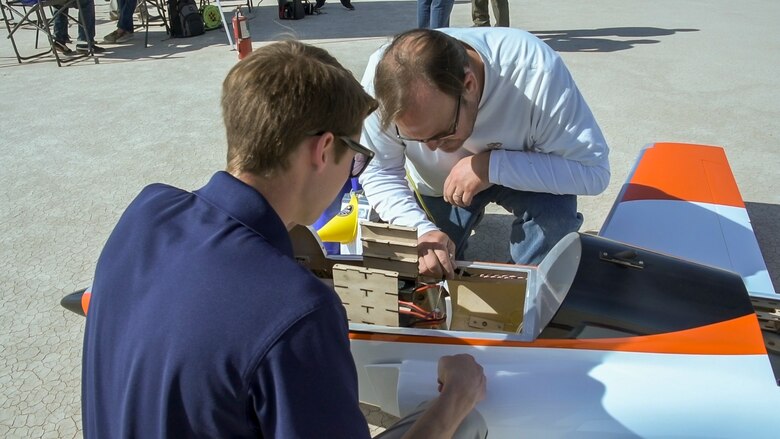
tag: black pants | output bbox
[314,0,353,9]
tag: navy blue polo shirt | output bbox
[82,172,371,438]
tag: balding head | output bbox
[374,29,469,130]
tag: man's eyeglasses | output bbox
[312,132,375,178]
[395,95,462,144]
[338,136,374,178]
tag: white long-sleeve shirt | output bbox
[359,27,610,237]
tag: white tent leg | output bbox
[213,0,235,50]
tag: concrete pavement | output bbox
[1,0,778,436]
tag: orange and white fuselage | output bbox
[345,143,778,437]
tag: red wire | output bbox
[399,308,431,319]
[398,300,430,315]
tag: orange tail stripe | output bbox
[82,291,91,316]
[622,143,744,208]
[349,314,765,355]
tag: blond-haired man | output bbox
[82,40,486,438]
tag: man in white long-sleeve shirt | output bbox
[359,28,610,278]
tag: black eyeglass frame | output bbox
[395,94,462,144]
[310,131,375,178]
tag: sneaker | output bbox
[103,29,133,44]
[115,30,133,43]
[103,29,120,43]
[53,40,74,55]
[76,42,106,54]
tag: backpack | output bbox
[169,0,205,38]
[278,0,305,20]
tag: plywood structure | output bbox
[361,222,418,279]
[449,276,527,333]
[333,264,399,326]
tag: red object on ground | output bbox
[232,9,253,60]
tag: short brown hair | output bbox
[374,29,469,130]
[222,40,377,176]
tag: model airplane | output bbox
[62,142,780,438]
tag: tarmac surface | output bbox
[1,0,779,436]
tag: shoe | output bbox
[345,4,355,10]
[115,30,133,43]
[53,40,74,55]
[103,29,133,44]
[76,42,106,53]
[103,29,120,43]
[109,10,118,20]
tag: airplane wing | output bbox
[599,142,776,299]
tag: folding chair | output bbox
[135,0,169,48]
[1,0,90,66]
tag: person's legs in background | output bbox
[51,5,72,53]
[471,0,490,26]
[429,0,454,28]
[420,188,495,260]
[491,0,509,27]
[104,0,137,43]
[75,0,104,52]
[417,0,432,28]
[117,0,137,32]
[422,186,582,265]
[492,188,582,265]
[339,0,355,10]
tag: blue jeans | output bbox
[417,0,454,29]
[117,0,138,32]
[420,186,583,265]
[53,0,96,43]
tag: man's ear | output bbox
[310,132,336,173]
[463,68,478,95]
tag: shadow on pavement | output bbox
[532,26,698,52]
[746,201,780,291]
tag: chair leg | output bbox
[144,2,149,48]
[3,3,54,63]
[1,2,25,63]
[138,0,170,47]
[10,0,93,66]
[35,4,62,66]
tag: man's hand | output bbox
[417,230,456,279]
[443,151,492,207]
[437,354,486,410]
[400,354,487,439]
